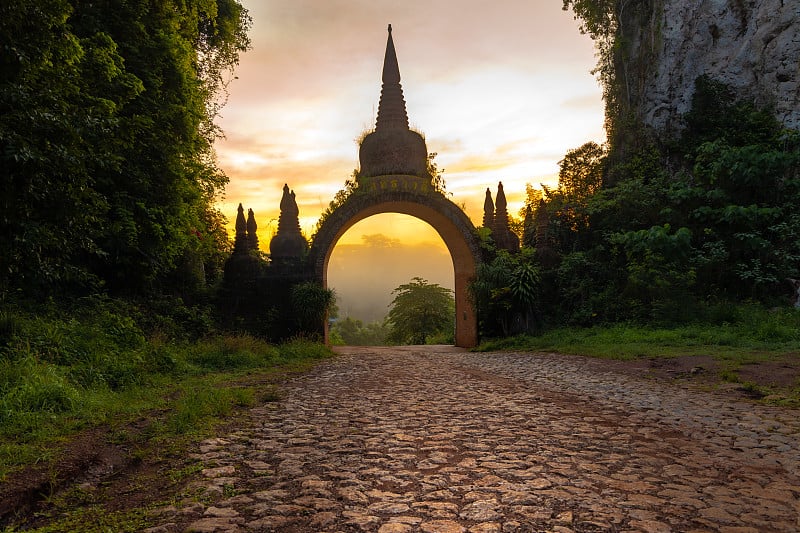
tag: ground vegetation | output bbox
[0,3,340,524]
[330,317,390,346]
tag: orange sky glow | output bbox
[213,0,605,250]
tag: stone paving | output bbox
[147,346,800,532]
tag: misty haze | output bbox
[328,232,454,323]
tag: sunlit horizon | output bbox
[213,0,605,250]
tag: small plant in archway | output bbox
[427,152,449,195]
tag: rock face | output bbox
[630,0,799,132]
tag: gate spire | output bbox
[358,25,430,182]
[375,24,409,131]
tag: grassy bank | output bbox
[0,300,332,482]
[477,305,800,359]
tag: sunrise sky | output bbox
[213,0,605,249]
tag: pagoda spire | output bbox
[483,188,495,228]
[375,24,409,132]
[233,203,249,254]
[493,182,520,252]
[270,183,308,262]
[246,208,259,251]
[358,25,429,180]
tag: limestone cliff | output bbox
[620,0,799,134]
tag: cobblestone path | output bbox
[150,346,800,533]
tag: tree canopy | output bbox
[473,76,799,332]
[0,0,250,298]
[386,277,454,345]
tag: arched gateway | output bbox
[309,190,481,348]
[309,25,482,348]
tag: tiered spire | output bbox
[484,182,520,252]
[233,203,249,253]
[246,208,259,251]
[358,25,429,181]
[375,24,409,132]
[233,203,260,254]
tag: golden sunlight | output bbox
[214,0,605,299]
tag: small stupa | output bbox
[493,182,520,252]
[358,25,431,183]
[483,188,495,229]
[269,183,308,262]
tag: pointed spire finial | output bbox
[235,203,246,236]
[357,24,430,180]
[483,188,495,229]
[376,24,408,130]
[233,203,249,254]
[496,182,507,211]
[493,182,519,252]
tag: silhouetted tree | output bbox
[0,0,251,298]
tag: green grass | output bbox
[477,306,800,360]
[0,304,333,482]
[13,505,152,533]
[0,303,332,532]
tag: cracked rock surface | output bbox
[148,346,800,532]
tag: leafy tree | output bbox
[558,142,606,199]
[0,1,140,293]
[386,277,454,345]
[0,1,251,298]
[547,141,607,240]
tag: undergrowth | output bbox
[0,301,332,481]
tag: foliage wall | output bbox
[472,4,800,336]
[0,0,250,299]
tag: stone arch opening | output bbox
[309,190,481,348]
[327,214,453,324]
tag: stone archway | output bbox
[308,189,481,348]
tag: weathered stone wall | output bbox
[629,0,799,133]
